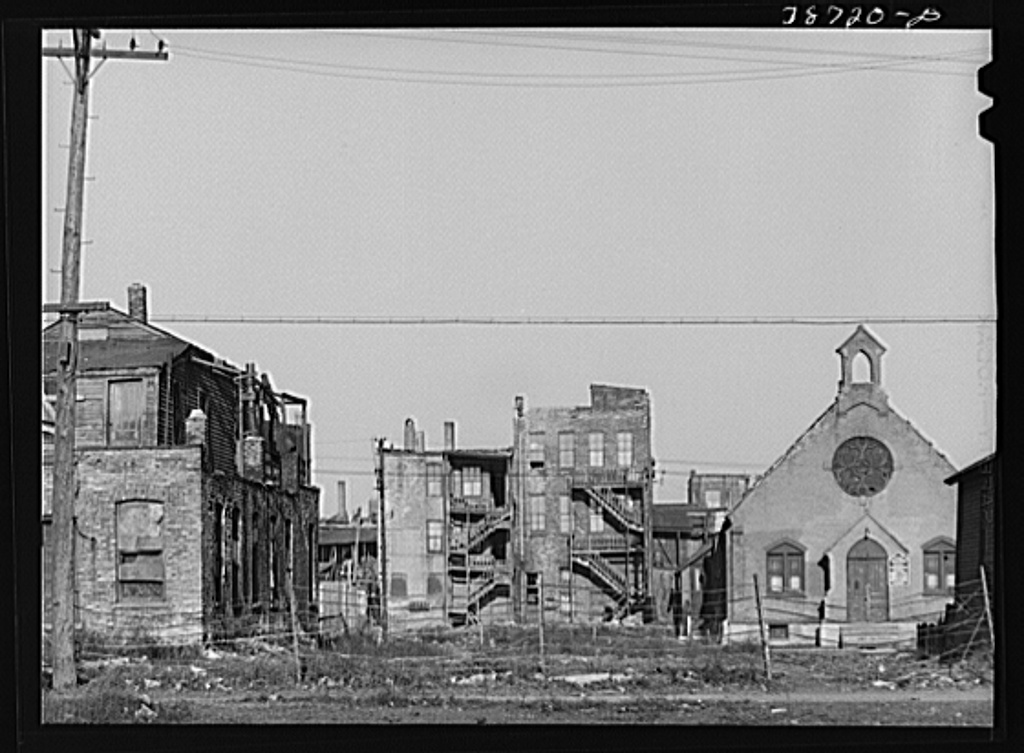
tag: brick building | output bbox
[42,284,320,645]
[512,385,654,624]
[725,326,957,647]
[379,419,513,630]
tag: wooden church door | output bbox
[847,538,889,622]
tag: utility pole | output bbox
[376,438,388,641]
[43,29,168,690]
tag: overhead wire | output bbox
[39,314,995,325]
[159,34,981,88]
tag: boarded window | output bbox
[588,433,604,468]
[108,379,145,447]
[390,573,408,598]
[117,500,165,601]
[558,433,576,469]
[427,573,443,596]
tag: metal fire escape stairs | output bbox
[448,506,512,626]
[572,477,646,618]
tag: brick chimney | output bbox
[335,480,348,522]
[416,430,425,454]
[128,283,148,323]
[404,417,417,451]
[444,421,456,451]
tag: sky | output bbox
[41,28,995,513]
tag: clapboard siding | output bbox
[171,357,239,475]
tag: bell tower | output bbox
[836,324,886,392]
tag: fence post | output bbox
[538,572,546,675]
[753,574,772,683]
[979,566,994,656]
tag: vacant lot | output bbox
[42,624,994,726]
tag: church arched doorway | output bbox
[847,538,888,622]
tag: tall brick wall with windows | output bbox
[515,385,653,623]
[43,446,204,643]
[203,473,320,639]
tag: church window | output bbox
[766,541,804,595]
[922,537,955,595]
[831,437,893,497]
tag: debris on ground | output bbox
[552,672,630,687]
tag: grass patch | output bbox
[43,685,195,724]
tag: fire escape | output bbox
[447,494,513,626]
[570,469,647,618]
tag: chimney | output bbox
[416,431,425,454]
[444,421,455,451]
[241,435,264,481]
[404,417,417,451]
[185,408,207,446]
[515,395,524,417]
[128,283,148,323]
[335,480,348,522]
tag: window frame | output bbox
[588,432,604,468]
[616,431,633,467]
[527,494,546,533]
[528,432,546,467]
[558,495,571,534]
[116,499,166,602]
[426,463,443,498]
[426,519,444,553]
[922,537,956,595]
[462,466,483,497]
[558,432,576,469]
[589,506,605,534]
[766,541,805,596]
[107,378,145,447]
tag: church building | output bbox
[724,326,957,647]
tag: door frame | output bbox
[846,537,889,622]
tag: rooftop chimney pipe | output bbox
[128,283,148,323]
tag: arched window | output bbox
[766,541,805,595]
[922,537,955,595]
[851,350,873,383]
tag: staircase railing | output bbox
[572,552,629,600]
[583,487,643,533]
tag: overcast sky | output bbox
[42,28,994,512]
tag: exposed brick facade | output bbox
[42,445,320,644]
[42,286,320,646]
[513,385,654,623]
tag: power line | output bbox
[41,314,993,326]
[165,40,979,88]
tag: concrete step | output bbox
[836,622,916,648]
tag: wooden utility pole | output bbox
[43,29,168,690]
[376,438,388,641]
[753,574,772,683]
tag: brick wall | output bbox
[43,446,204,644]
[203,472,320,639]
[516,388,653,623]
